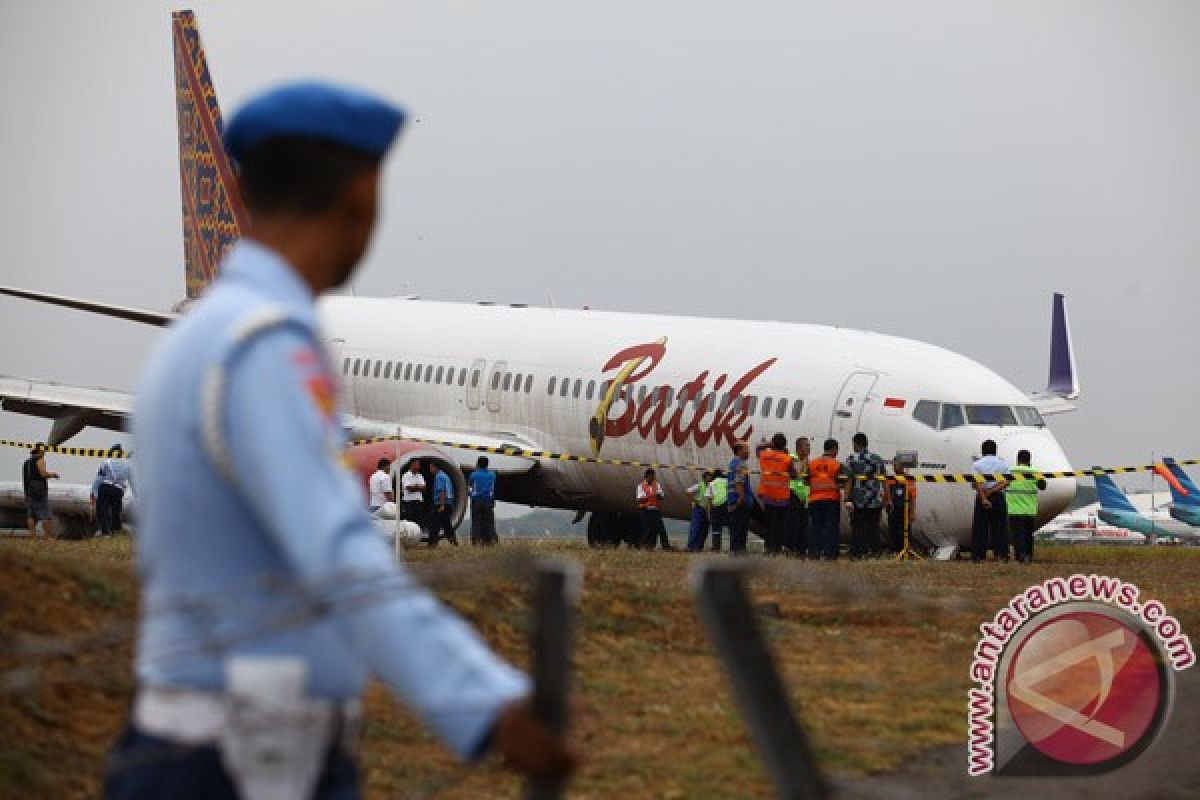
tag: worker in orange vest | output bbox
[636,468,673,550]
[757,433,797,555]
[807,439,847,560]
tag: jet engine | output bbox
[345,440,468,529]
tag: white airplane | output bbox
[0,11,1079,554]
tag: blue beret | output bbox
[224,80,406,162]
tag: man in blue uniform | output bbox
[429,462,459,547]
[105,82,573,799]
[468,456,498,545]
[90,444,133,536]
[727,441,755,554]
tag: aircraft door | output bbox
[326,338,357,412]
[829,371,878,443]
[465,358,486,410]
[485,360,508,413]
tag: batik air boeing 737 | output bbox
[0,10,1079,552]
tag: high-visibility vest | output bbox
[1007,465,1039,517]
[692,480,711,509]
[710,477,729,507]
[789,454,810,503]
[638,480,661,510]
[758,449,793,503]
[808,456,843,503]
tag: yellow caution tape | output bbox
[3,436,1196,486]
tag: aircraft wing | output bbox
[0,375,132,445]
[343,416,539,475]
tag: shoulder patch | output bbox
[292,346,338,421]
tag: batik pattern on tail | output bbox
[172,10,246,300]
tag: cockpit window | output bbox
[1015,406,1045,427]
[965,404,1017,426]
[913,400,940,429]
[940,403,965,430]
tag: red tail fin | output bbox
[171,10,247,302]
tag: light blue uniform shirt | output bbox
[469,469,496,503]
[133,241,527,758]
[91,458,133,495]
[973,454,1011,492]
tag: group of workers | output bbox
[371,455,500,546]
[637,433,1044,561]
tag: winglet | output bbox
[1046,292,1079,399]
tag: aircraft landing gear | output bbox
[587,512,641,548]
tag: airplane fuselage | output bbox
[320,297,1076,549]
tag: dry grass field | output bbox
[2,535,1199,799]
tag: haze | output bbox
[0,1,1195,492]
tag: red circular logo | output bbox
[1006,611,1163,766]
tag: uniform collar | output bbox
[222,239,317,318]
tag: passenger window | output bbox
[1015,406,1045,427]
[435,366,444,384]
[663,387,673,406]
[719,393,730,411]
[762,397,773,417]
[342,357,351,374]
[913,400,940,429]
[638,385,648,403]
[524,375,533,393]
[353,358,361,376]
[369,361,378,378]
[573,379,582,398]
[586,380,596,400]
[776,397,787,419]
[791,399,804,420]
[503,373,512,391]
[547,376,557,395]
[383,362,392,379]
[395,362,404,381]
[425,365,434,382]
[470,369,480,388]
[404,363,413,380]
[940,403,965,430]
[458,369,466,387]
[560,378,569,397]
[491,372,501,390]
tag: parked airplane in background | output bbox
[1094,473,1197,539]
[1162,457,1200,526]
[0,10,1080,554]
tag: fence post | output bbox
[527,560,580,800]
[691,562,830,800]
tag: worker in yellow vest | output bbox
[636,468,673,550]
[757,433,797,555]
[708,470,729,552]
[1007,449,1046,563]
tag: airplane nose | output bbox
[996,430,1076,525]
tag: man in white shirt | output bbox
[368,457,394,513]
[971,439,1011,562]
[401,459,428,530]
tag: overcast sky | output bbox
[0,1,1196,491]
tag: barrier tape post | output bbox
[527,560,580,800]
[691,563,829,800]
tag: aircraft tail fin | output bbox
[1162,458,1200,507]
[1046,292,1079,399]
[171,10,246,305]
[1094,472,1139,514]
